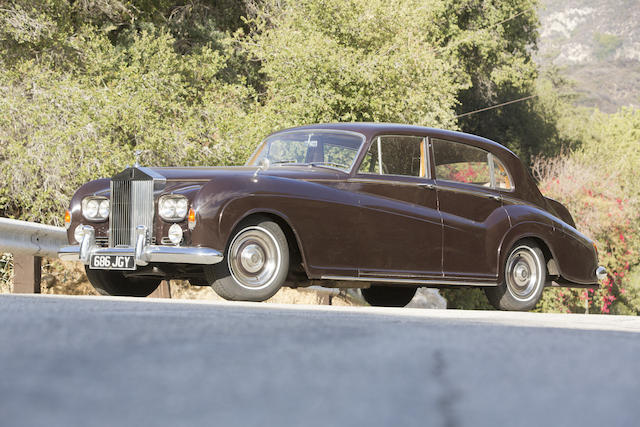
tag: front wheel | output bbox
[204,217,289,301]
[485,239,547,311]
[85,267,161,297]
[361,285,417,307]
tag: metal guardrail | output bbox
[0,218,67,258]
[0,218,340,301]
[0,217,170,296]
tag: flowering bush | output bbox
[532,155,639,314]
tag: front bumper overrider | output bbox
[58,225,223,266]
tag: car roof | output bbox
[276,122,518,159]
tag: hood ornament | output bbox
[134,150,143,167]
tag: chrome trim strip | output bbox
[58,244,223,265]
[143,246,223,264]
[423,137,431,179]
[320,275,497,287]
[431,137,516,193]
[137,166,167,186]
[596,266,607,281]
[488,152,496,188]
[348,177,436,187]
[432,182,508,198]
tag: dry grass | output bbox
[0,253,13,293]
[30,259,362,306]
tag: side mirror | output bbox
[253,158,270,181]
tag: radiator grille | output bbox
[109,177,154,247]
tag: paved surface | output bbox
[1,295,639,427]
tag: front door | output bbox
[349,135,442,278]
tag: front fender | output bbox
[189,174,362,278]
[66,178,111,244]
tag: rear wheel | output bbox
[361,285,417,307]
[485,239,546,311]
[204,216,289,301]
[85,267,161,297]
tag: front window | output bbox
[358,135,426,178]
[247,130,365,171]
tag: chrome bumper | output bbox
[596,266,607,281]
[58,225,223,266]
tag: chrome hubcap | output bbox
[228,226,280,290]
[240,244,265,273]
[506,247,541,301]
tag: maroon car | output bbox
[59,123,606,310]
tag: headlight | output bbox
[82,197,109,221]
[158,195,189,221]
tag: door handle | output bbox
[487,194,501,202]
[418,183,436,190]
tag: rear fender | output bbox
[498,222,598,285]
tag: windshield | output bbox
[246,130,365,172]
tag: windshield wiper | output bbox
[309,162,349,170]
[271,160,302,165]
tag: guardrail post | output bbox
[149,280,171,298]
[12,255,41,294]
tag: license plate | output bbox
[89,254,136,270]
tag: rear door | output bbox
[430,138,511,281]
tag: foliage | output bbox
[593,32,623,60]
[239,0,466,130]
[440,288,494,311]
[0,0,550,226]
[532,108,640,314]
[0,5,255,224]
[449,1,568,162]
[239,0,550,158]
[2,1,639,316]
[620,266,640,315]
[0,254,12,293]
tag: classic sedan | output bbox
[59,123,606,310]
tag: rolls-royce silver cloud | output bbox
[59,123,606,310]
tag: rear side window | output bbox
[432,139,513,190]
[358,136,426,178]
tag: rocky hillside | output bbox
[537,0,640,112]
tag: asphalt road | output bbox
[1,295,639,427]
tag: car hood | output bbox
[148,165,344,182]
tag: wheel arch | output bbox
[497,224,558,284]
[225,209,310,279]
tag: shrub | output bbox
[532,154,639,314]
[0,26,256,225]
[593,32,623,60]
